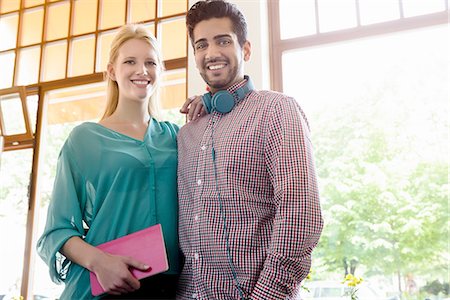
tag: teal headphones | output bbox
[202,76,254,114]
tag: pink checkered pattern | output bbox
[177,78,323,300]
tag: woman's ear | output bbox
[107,63,116,81]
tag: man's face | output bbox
[192,17,251,93]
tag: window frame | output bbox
[0,86,34,150]
[268,1,449,92]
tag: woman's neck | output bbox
[108,100,151,125]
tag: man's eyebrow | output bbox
[194,38,207,45]
[213,34,232,40]
[194,34,233,45]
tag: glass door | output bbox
[0,87,36,299]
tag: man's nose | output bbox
[205,44,220,60]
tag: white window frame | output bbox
[268,0,449,92]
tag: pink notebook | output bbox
[89,224,169,296]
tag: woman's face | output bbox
[108,38,160,104]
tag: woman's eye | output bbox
[147,61,157,66]
[124,60,135,64]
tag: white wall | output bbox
[187,0,271,97]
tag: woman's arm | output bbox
[61,236,150,295]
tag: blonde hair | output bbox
[101,24,164,120]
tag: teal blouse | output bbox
[37,119,180,300]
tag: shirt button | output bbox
[192,293,198,299]
[197,179,202,185]
[201,145,206,151]
[194,253,199,260]
[194,215,199,221]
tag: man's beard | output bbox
[201,65,240,90]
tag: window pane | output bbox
[41,40,67,82]
[0,13,19,51]
[284,26,448,299]
[20,7,44,46]
[318,0,357,32]
[46,82,106,125]
[159,17,186,61]
[72,0,98,36]
[27,95,38,133]
[0,93,26,134]
[99,0,126,30]
[0,149,33,298]
[161,68,186,109]
[45,1,70,41]
[402,0,446,17]
[144,22,155,36]
[24,0,44,7]
[0,51,15,89]
[129,0,156,23]
[0,0,20,13]
[359,0,400,25]
[96,29,118,72]
[160,0,187,17]
[280,0,316,39]
[16,46,40,85]
[69,35,95,77]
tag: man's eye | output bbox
[195,43,207,50]
[218,39,231,46]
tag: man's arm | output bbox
[251,96,323,300]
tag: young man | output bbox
[177,1,323,299]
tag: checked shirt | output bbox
[177,77,323,300]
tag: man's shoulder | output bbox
[177,117,206,139]
[252,89,299,110]
[253,89,296,102]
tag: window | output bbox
[270,1,448,299]
[0,0,189,298]
[0,0,188,87]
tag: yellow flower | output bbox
[342,274,363,300]
[306,272,312,280]
[342,274,363,287]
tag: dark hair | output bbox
[186,0,248,47]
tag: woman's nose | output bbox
[136,64,148,75]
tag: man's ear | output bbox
[243,40,251,62]
[107,63,116,81]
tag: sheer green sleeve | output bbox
[36,139,86,284]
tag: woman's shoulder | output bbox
[151,119,180,137]
[69,121,100,137]
[62,122,103,152]
[155,119,179,130]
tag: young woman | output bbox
[37,24,190,299]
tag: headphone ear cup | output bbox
[212,91,235,114]
[202,93,213,114]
